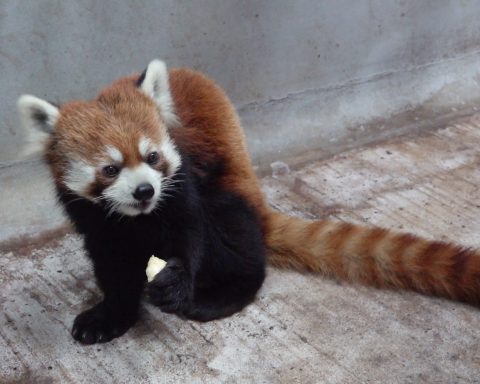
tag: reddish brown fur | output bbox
[46,83,168,191]
[266,211,480,304]
[48,66,480,305]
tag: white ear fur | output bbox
[17,94,59,156]
[140,59,180,128]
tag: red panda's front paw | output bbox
[146,258,191,315]
[71,302,136,345]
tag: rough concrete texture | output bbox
[2,115,480,383]
[4,1,480,165]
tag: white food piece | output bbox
[146,255,167,282]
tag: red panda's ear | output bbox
[17,95,59,156]
[138,59,179,128]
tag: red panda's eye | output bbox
[103,165,120,178]
[147,151,159,165]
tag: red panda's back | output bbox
[168,68,268,222]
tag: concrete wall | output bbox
[2,0,480,166]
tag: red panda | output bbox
[17,59,480,345]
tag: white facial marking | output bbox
[105,146,123,163]
[103,163,162,216]
[140,59,180,128]
[139,137,153,157]
[99,135,182,216]
[161,138,182,174]
[65,160,96,197]
[139,135,181,175]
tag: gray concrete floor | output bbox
[2,115,480,383]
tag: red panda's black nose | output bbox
[133,183,154,201]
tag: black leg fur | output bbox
[71,253,148,344]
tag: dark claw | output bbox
[81,330,90,342]
[97,332,105,343]
[71,326,80,339]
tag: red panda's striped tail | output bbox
[264,210,480,304]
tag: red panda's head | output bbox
[17,59,182,217]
